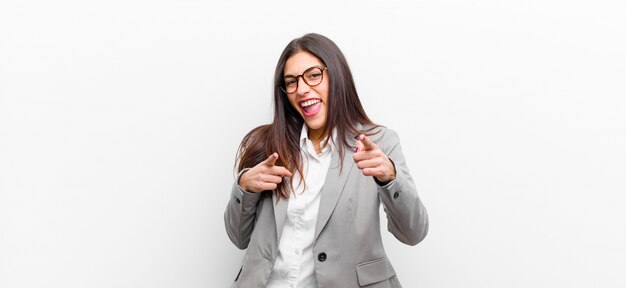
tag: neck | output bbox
[308,127,325,142]
[308,127,327,155]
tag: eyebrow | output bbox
[283,66,321,78]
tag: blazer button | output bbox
[393,192,399,199]
[318,252,327,262]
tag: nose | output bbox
[296,76,311,95]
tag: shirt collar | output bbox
[299,123,335,154]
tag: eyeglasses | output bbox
[279,66,327,94]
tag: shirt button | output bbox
[393,192,399,199]
[318,252,327,262]
[294,249,300,255]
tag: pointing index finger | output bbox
[359,134,378,151]
[263,152,278,166]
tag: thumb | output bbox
[263,152,278,166]
[359,134,378,151]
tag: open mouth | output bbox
[300,98,322,117]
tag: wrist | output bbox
[374,174,395,186]
[237,168,252,192]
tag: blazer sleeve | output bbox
[377,128,429,246]
[224,168,263,249]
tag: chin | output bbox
[305,118,326,130]
[298,107,327,131]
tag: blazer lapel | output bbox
[314,135,357,241]
[273,154,353,243]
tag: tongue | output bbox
[302,102,321,115]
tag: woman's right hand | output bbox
[239,153,293,193]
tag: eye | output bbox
[308,72,322,80]
[284,78,297,87]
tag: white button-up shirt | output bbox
[266,124,334,288]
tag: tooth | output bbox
[301,99,320,108]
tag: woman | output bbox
[224,33,428,288]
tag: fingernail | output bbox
[355,147,360,153]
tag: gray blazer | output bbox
[224,126,429,287]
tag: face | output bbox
[283,51,329,137]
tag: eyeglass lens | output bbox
[283,67,324,93]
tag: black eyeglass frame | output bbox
[278,66,328,94]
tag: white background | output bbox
[1,0,625,287]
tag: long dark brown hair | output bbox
[236,33,377,200]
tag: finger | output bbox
[353,149,380,162]
[362,166,385,177]
[259,182,278,191]
[261,174,284,184]
[270,166,293,177]
[360,134,378,151]
[262,152,278,166]
[356,158,383,170]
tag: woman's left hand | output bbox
[353,134,396,184]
